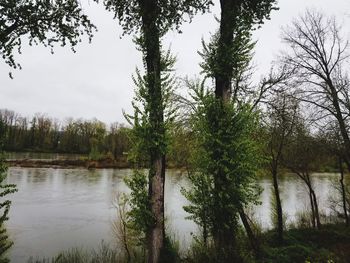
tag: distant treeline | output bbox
[0,109,130,160]
[0,108,340,171]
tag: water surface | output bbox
[5,168,341,261]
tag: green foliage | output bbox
[27,242,119,263]
[183,239,218,263]
[121,48,179,252]
[200,0,278,73]
[0,121,17,263]
[124,170,152,246]
[283,119,326,174]
[0,0,96,75]
[199,30,255,88]
[264,244,313,263]
[96,0,212,36]
[183,2,278,252]
[183,228,259,263]
[88,145,102,161]
[182,85,263,245]
[181,171,213,243]
[261,225,350,263]
[124,49,178,165]
[226,1,278,30]
[159,236,181,263]
[0,111,130,160]
[167,125,194,168]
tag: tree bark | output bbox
[309,189,316,228]
[272,167,283,242]
[339,157,349,227]
[303,173,321,230]
[326,80,350,171]
[215,0,235,100]
[212,166,237,260]
[139,1,166,262]
[239,208,261,259]
[310,188,321,229]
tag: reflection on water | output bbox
[5,152,87,161]
[5,168,342,261]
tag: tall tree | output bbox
[281,10,350,170]
[182,84,263,260]
[97,1,212,262]
[213,0,277,101]
[320,123,350,227]
[265,90,298,242]
[200,0,277,259]
[0,0,95,76]
[283,118,323,230]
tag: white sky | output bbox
[0,0,349,124]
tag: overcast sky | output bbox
[0,0,349,125]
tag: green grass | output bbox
[26,224,350,263]
[260,224,350,263]
[27,243,121,263]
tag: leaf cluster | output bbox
[199,30,256,94]
[0,0,96,75]
[96,0,213,36]
[122,48,179,247]
[234,0,278,30]
[124,48,178,164]
[183,88,263,240]
[123,170,152,247]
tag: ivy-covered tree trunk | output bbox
[215,0,235,101]
[212,0,234,253]
[139,1,166,262]
[213,1,255,259]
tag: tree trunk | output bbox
[339,157,349,227]
[311,189,321,229]
[239,207,261,259]
[215,0,236,100]
[212,0,238,259]
[272,167,283,242]
[148,156,166,263]
[203,221,208,247]
[139,1,166,262]
[305,175,321,230]
[309,189,316,228]
[327,80,350,171]
[212,168,237,260]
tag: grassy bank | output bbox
[25,224,350,263]
[260,224,350,263]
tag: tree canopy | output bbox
[96,0,212,36]
[0,0,95,74]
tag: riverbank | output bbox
[259,224,350,263]
[5,158,130,169]
[25,223,350,263]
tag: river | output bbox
[5,167,342,262]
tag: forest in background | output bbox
[0,109,129,160]
[0,107,339,173]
